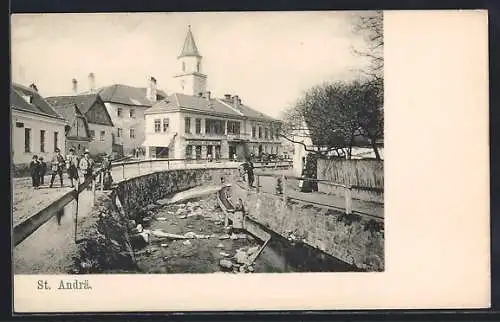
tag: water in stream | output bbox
[134,194,358,274]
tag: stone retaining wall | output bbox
[115,168,240,215]
[230,184,385,271]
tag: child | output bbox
[38,157,47,185]
[29,155,41,189]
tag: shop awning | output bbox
[141,133,176,147]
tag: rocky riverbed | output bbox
[129,195,266,274]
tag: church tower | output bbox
[174,25,207,96]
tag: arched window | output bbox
[182,62,186,72]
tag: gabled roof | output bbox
[51,103,86,124]
[11,83,65,121]
[146,92,277,122]
[98,84,168,107]
[46,94,114,127]
[179,26,201,58]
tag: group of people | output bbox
[29,147,112,190]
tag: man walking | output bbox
[30,155,41,190]
[38,156,47,185]
[79,149,95,189]
[246,157,255,188]
[49,148,65,188]
[66,148,79,188]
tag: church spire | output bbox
[178,25,201,58]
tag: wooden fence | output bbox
[317,158,384,190]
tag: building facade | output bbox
[98,81,167,156]
[50,103,92,155]
[143,26,282,160]
[11,83,67,166]
[47,92,115,157]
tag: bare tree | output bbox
[352,11,383,84]
[281,80,375,160]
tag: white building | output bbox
[142,26,282,160]
[98,79,167,156]
[11,83,67,166]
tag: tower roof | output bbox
[178,25,201,58]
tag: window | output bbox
[197,62,200,72]
[53,131,58,152]
[270,128,274,140]
[207,145,213,158]
[185,145,193,159]
[195,118,201,134]
[252,126,256,138]
[185,117,191,134]
[195,145,202,159]
[275,127,280,139]
[163,118,169,132]
[117,128,123,138]
[130,128,135,139]
[129,109,135,118]
[205,118,225,135]
[24,128,31,153]
[100,131,105,141]
[182,62,186,72]
[227,121,241,135]
[89,130,95,139]
[40,130,45,152]
[258,127,262,139]
[154,119,161,133]
[265,128,269,139]
[117,108,123,117]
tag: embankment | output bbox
[230,183,385,271]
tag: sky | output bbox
[11,11,372,118]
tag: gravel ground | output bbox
[12,174,75,227]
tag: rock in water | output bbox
[230,233,238,240]
[156,199,169,205]
[239,266,246,273]
[247,266,254,272]
[247,246,259,255]
[219,251,230,257]
[184,232,197,239]
[182,240,191,246]
[219,259,233,269]
[219,234,230,240]
[234,250,249,265]
[216,243,225,248]
[156,217,167,221]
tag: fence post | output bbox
[100,170,104,193]
[167,159,170,170]
[74,189,79,243]
[282,175,287,201]
[256,175,260,193]
[345,185,352,215]
[122,163,125,180]
[92,177,96,206]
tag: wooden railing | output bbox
[13,158,293,247]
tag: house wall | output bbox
[11,110,67,165]
[88,123,113,156]
[104,102,148,155]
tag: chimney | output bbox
[72,78,78,94]
[88,73,95,93]
[147,76,157,102]
[232,95,240,109]
[224,94,231,101]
